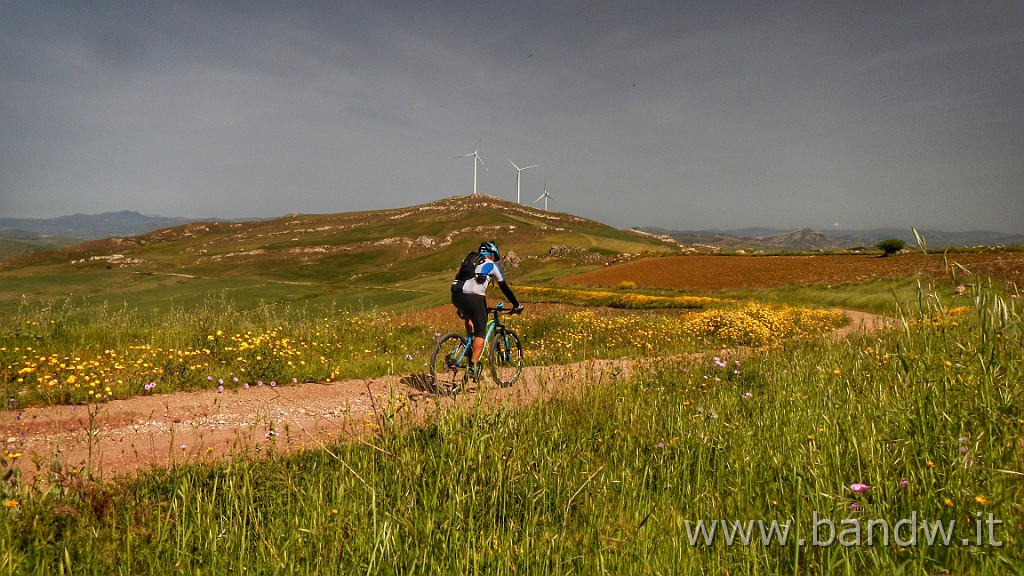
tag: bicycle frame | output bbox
[458,307,509,363]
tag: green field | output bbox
[0,200,1020,574]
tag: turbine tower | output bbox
[454,139,487,196]
[535,178,553,210]
[508,159,538,204]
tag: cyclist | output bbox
[451,241,524,381]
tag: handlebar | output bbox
[488,304,524,315]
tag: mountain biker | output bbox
[451,241,524,380]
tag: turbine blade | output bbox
[523,164,539,170]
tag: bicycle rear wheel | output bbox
[429,333,468,395]
[489,328,523,387]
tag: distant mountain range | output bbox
[638,226,1024,252]
[0,211,256,258]
[0,211,197,240]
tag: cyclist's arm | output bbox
[486,262,521,308]
[496,280,520,308]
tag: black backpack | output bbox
[454,251,486,282]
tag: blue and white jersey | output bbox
[459,258,505,296]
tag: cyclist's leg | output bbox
[465,296,487,362]
[460,295,487,380]
[452,286,475,353]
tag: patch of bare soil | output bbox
[561,252,1024,291]
[2,310,891,486]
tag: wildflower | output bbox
[927,460,935,468]
[849,502,860,511]
[4,500,18,508]
[405,354,413,361]
[656,442,665,449]
[217,385,224,393]
[975,495,988,506]
[742,392,753,399]
[900,477,909,488]
[850,483,871,494]
[943,498,954,508]
[242,383,249,389]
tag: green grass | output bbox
[718,276,934,316]
[0,273,1020,573]
[0,290,846,406]
[1,278,1021,573]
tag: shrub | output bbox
[876,238,906,257]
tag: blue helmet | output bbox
[478,241,500,260]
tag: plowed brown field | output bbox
[557,252,1024,291]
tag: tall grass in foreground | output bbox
[0,280,1020,574]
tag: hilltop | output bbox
[0,196,677,313]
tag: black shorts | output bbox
[451,286,487,338]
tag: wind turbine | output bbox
[454,140,487,196]
[534,177,553,210]
[508,159,538,204]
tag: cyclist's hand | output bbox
[512,305,525,315]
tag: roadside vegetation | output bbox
[1,286,845,406]
[0,267,1020,573]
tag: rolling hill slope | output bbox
[0,196,677,313]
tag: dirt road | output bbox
[2,310,891,486]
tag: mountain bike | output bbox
[429,303,524,395]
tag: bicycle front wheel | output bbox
[429,333,468,395]
[489,328,523,387]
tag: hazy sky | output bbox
[2,1,1022,233]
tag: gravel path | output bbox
[1,310,892,486]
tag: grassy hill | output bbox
[0,234,78,260]
[0,195,677,314]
